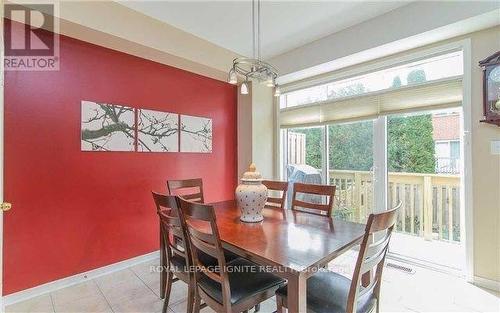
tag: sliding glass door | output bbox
[386,108,464,270]
[279,47,467,274]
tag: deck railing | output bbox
[330,170,461,243]
[435,157,460,174]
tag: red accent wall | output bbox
[3,22,237,294]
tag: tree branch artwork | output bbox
[137,109,179,152]
[81,101,135,151]
[180,115,213,153]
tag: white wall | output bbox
[237,82,275,181]
[251,83,275,179]
[237,83,253,180]
[271,1,500,84]
[469,27,500,284]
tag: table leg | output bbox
[287,274,307,313]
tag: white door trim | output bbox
[1,4,6,312]
[460,38,474,282]
[373,116,388,214]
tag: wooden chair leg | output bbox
[276,295,286,313]
[186,279,195,313]
[193,290,201,313]
[162,270,173,313]
[162,296,169,313]
[160,224,166,299]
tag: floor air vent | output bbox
[386,262,416,274]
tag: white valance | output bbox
[279,77,462,128]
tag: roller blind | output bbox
[279,77,462,128]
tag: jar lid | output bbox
[241,163,263,181]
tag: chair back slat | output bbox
[180,200,214,221]
[357,276,379,298]
[189,235,220,259]
[158,212,182,227]
[187,224,217,244]
[365,231,391,257]
[291,183,336,216]
[178,198,232,308]
[162,218,186,257]
[262,180,288,209]
[360,247,387,274]
[180,193,204,202]
[167,178,205,203]
[292,199,332,214]
[152,192,190,271]
[266,197,283,204]
[152,191,178,213]
[346,202,401,313]
[199,265,224,283]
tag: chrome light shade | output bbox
[229,58,279,96]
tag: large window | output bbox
[279,47,466,271]
[280,51,463,109]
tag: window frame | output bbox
[275,39,473,281]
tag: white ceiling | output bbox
[120,1,411,60]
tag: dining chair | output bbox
[291,182,336,216]
[167,178,205,203]
[178,197,285,313]
[152,192,170,300]
[152,192,193,313]
[152,192,238,313]
[275,202,402,313]
[262,180,288,209]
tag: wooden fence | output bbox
[330,170,461,242]
[287,132,306,165]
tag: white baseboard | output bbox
[3,250,160,306]
[473,275,500,292]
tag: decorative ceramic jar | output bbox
[236,163,268,223]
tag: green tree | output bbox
[392,76,402,88]
[329,121,373,171]
[291,114,435,174]
[290,127,322,169]
[407,69,427,85]
[388,114,435,173]
[328,83,366,98]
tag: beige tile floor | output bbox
[6,253,500,313]
[389,232,465,271]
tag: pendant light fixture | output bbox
[227,0,280,97]
[240,81,249,95]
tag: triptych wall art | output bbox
[81,100,212,153]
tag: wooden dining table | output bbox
[210,200,366,313]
